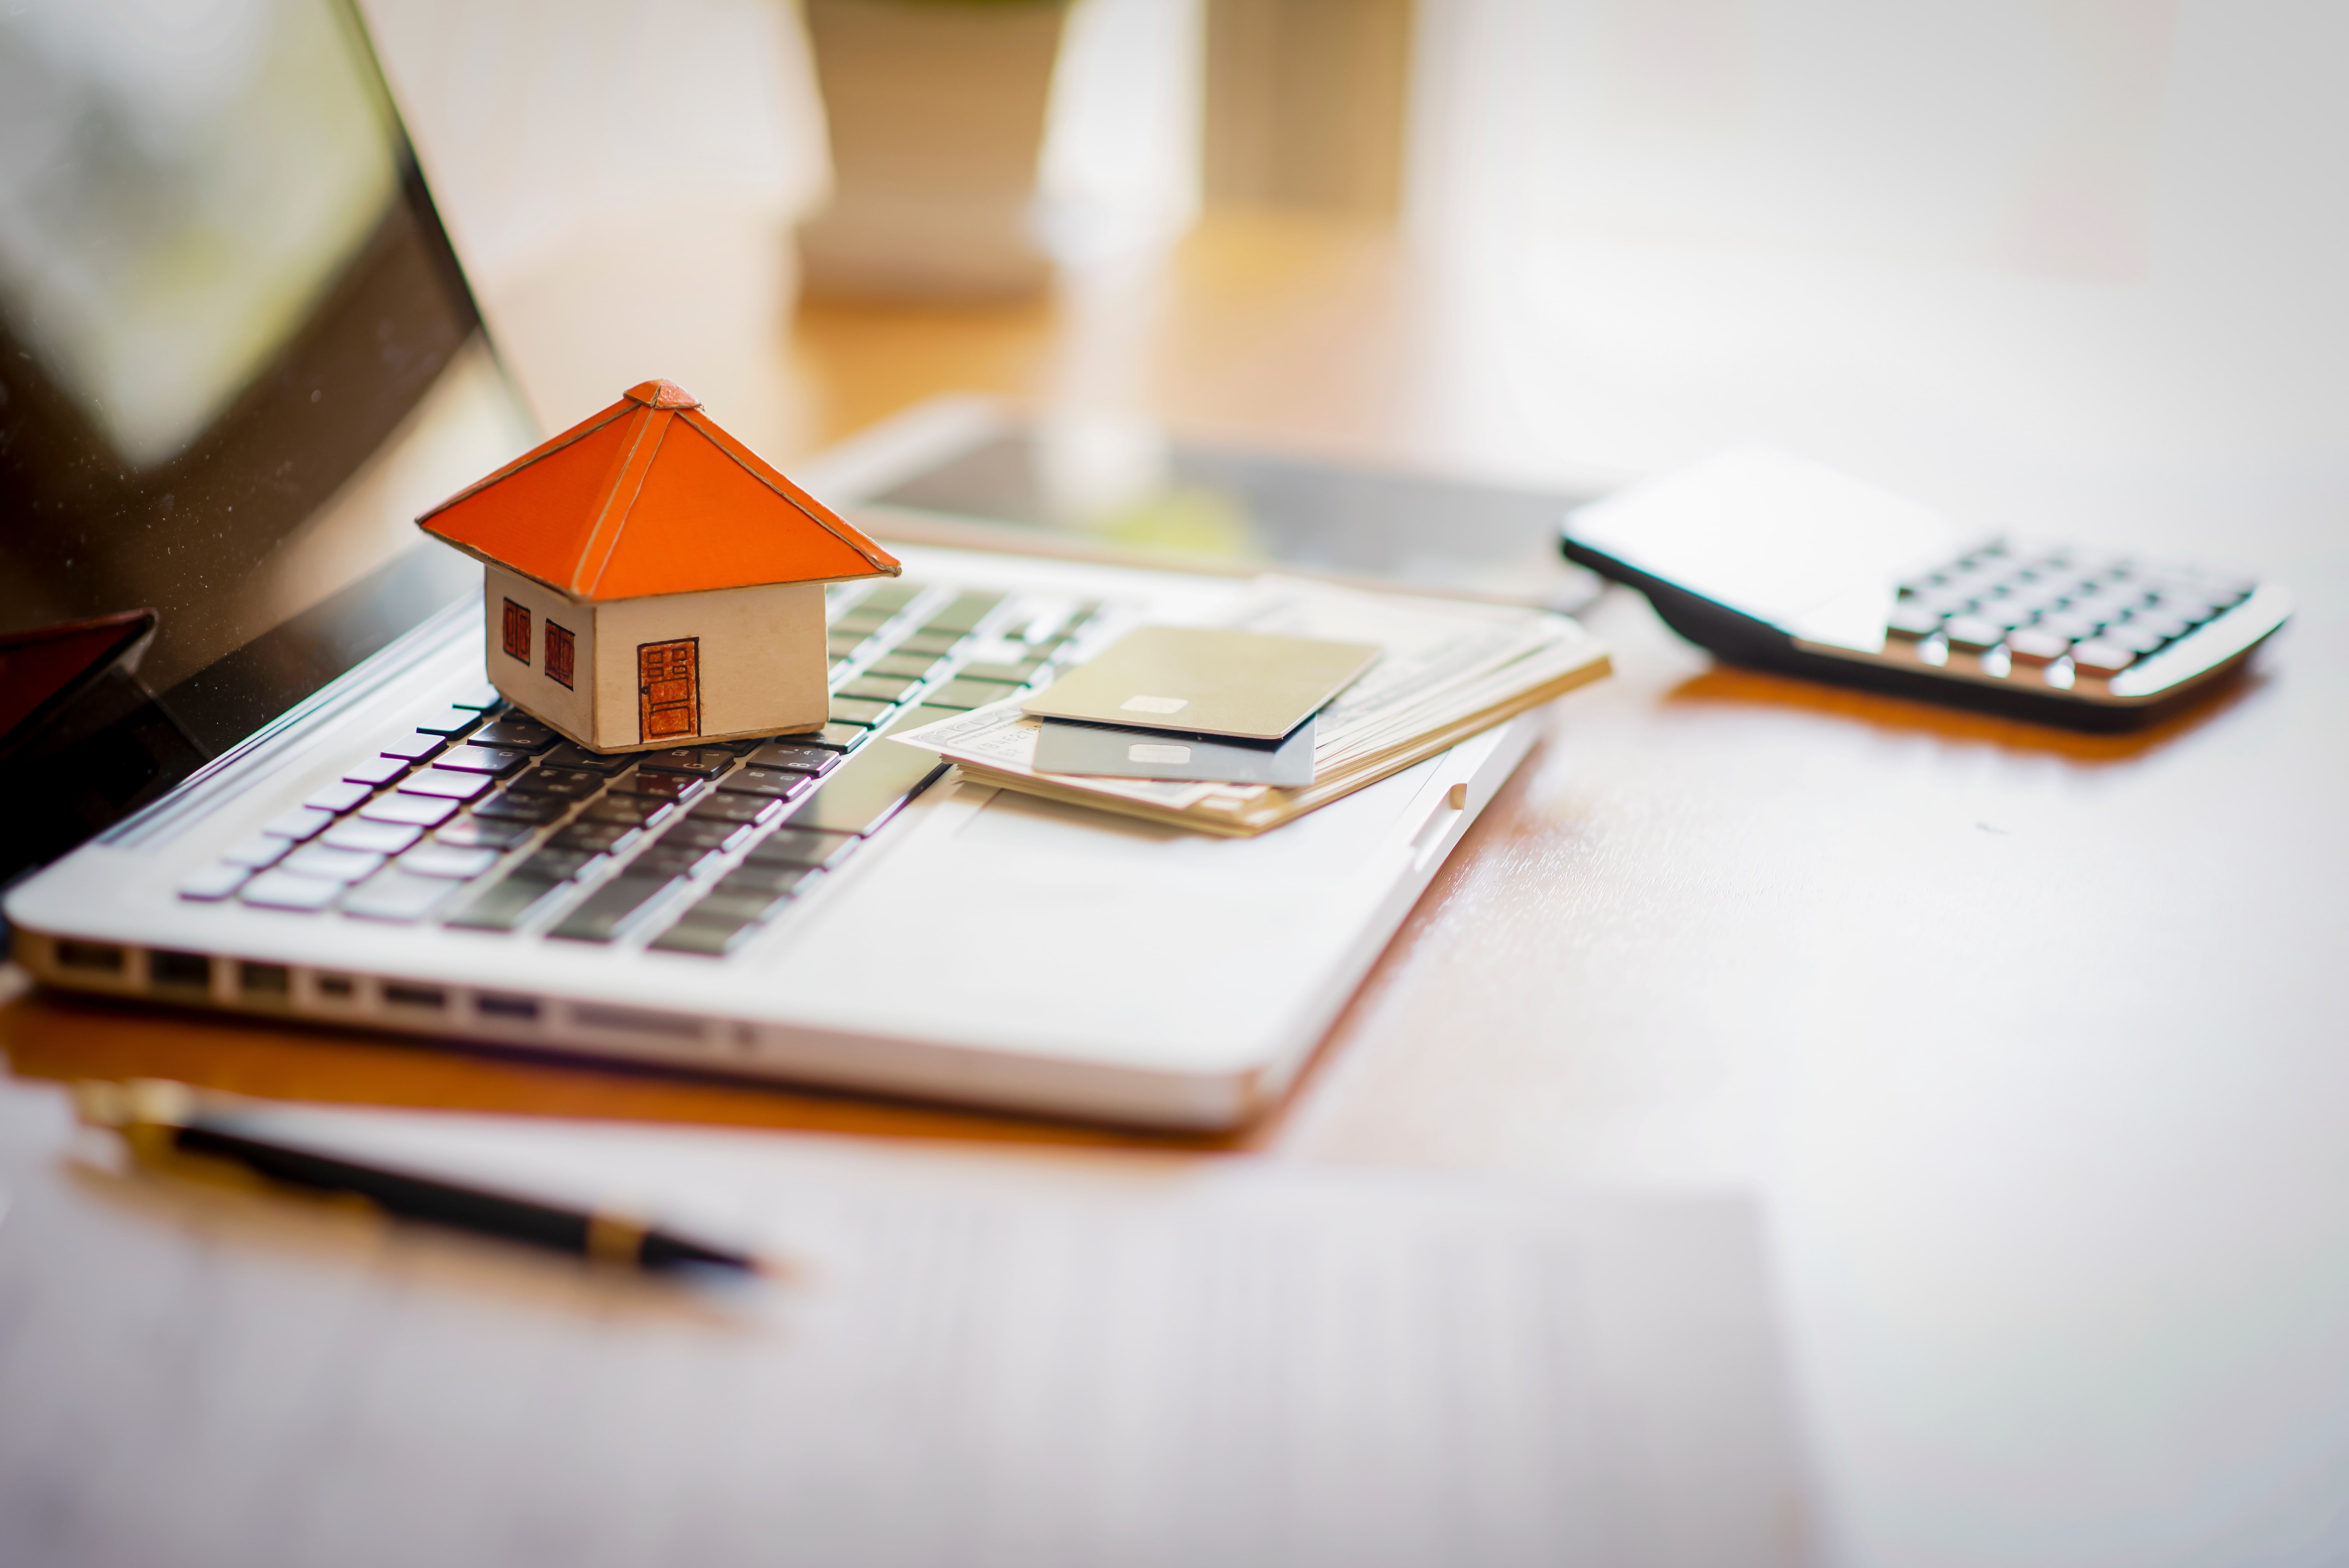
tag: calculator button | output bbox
[2100,622,2167,656]
[2068,641,2136,677]
[1885,603,1943,639]
[2005,628,2071,665]
[1939,617,2003,654]
[2124,612,2192,643]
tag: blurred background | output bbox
[358,0,2347,574]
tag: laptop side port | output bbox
[315,974,357,1001]
[475,993,540,1022]
[382,983,447,1011]
[55,940,125,974]
[239,962,291,999]
[149,950,212,993]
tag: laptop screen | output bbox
[0,0,529,786]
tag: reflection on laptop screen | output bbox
[0,0,531,850]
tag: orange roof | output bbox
[415,380,898,601]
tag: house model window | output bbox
[545,622,576,688]
[501,599,531,663]
[415,380,900,752]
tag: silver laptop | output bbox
[1,0,1565,1129]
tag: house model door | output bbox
[638,638,700,742]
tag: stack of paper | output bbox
[892,576,1612,836]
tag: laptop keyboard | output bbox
[180,583,1106,957]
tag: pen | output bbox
[74,1079,761,1274]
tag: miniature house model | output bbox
[416,380,899,751]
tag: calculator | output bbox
[1560,445,2292,731]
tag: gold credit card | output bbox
[1022,625,1380,740]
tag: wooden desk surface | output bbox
[6,214,2345,1565]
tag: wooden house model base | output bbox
[485,566,829,752]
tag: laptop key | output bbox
[895,631,961,658]
[239,870,343,912]
[830,697,894,727]
[543,742,632,774]
[321,819,423,855]
[399,770,494,802]
[744,741,838,774]
[444,873,568,932]
[690,793,781,826]
[178,864,250,902]
[432,744,529,777]
[378,731,449,763]
[397,842,501,880]
[631,845,715,880]
[549,874,679,942]
[866,652,945,681]
[716,766,815,800]
[839,675,923,704]
[506,767,603,800]
[783,740,950,837]
[469,717,558,752]
[469,792,569,824]
[921,592,1004,634]
[679,889,789,925]
[581,795,672,828]
[549,821,641,854]
[343,755,409,787]
[658,819,749,853]
[745,828,858,871]
[611,772,705,804]
[342,869,457,923]
[222,834,292,870]
[516,847,601,882]
[409,705,481,737]
[360,792,461,828]
[282,843,385,882]
[647,912,759,957]
[959,659,1044,685]
[435,816,537,849]
[304,779,374,814]
[720,862,825,897]
[448,682,505,711]
[263,807,335,842]
[636,747,734,777]
[923,679,1018,711]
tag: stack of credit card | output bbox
[1021,626,1380,786]
[889,577,1613,837]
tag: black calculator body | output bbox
[1559,447,2291,731]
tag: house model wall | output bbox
[416,381,898,752]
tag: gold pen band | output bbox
[585,1210,649,1266]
